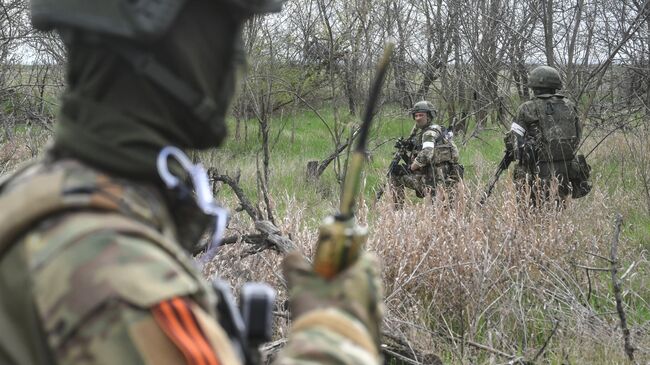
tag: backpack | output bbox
[534,96,579,162]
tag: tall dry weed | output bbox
[209,176,648,363]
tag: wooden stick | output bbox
[609,213,635,361]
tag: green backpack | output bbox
[534,96,579,162]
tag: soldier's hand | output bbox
[504,132,515,153]
[410,161,420,171]
[283,251,384,344]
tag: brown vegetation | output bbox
[209,149,650,363]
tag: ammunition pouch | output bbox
[433,144,453,164]
[569,154,592,198]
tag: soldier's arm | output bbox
[274,309,379,365]
[508,103,535,153]
[27,215,240,365]
[412,128,439,169]
[574,106,582,149]
[450,140,460,163]
[275,252,383,365]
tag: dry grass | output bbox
[2,120,648,364]
[209,157,650,364]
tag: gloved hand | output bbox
[503,132,515,153]
[282,251,384,345]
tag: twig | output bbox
[586,268,592,303]
[571,263,611,272]
[385,319,519,362]
[585,251,615,264]
[609,213,635,362]
[459,336,518,361]
[314,128,360,179]
[532,319,560,362]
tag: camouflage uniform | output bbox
[0,157,241,365]
[391,124,461,201]
[0,156,381,365]
[508,91,583,203]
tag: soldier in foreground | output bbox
[504,65,591,206]
[389,101,463,207]
[0,1,383,364]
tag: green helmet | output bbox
[411,101,436,119]
[528,66,562,90]
[30,0,283,41]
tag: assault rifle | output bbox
[479,149,514,205]
[375,137,414,201]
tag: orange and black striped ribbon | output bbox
[152,297,221,365]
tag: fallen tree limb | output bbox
[206,220,296,256]
[307,128,360,180]
[609,213,635,362]
[209,168,262,221]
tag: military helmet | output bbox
[528,66,562,90]
[30,0,283,41]
[411,100,436,119]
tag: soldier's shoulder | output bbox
[422,124,442,138]
[516,99,540,120]
[557,94,577,106]
[517,99,537,110]
[27,212,205,347]
[28,211,202,307]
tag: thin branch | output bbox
[532,319,560,362]
[609,213,635,362]
[571,263,611,272]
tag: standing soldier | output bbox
[0,1,383,365]
[389,100,463,207]
[505,65,591,206]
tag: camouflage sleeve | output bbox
[511,103,532,138]
[274,308,380,365]
[413,129,439,168]
[573,104,582,149]
[516,101,539,132]
[451,140,460,163]
[26,213,239,365]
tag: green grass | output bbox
[4,103,650,364]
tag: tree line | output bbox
[1,0,649,140]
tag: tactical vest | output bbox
[432,127,454,165]
[0,157,216,364]
[532,96,579,162]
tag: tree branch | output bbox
[609,213,635,362]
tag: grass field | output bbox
[3,105,649,364]
[201,106,650,364]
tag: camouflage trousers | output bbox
[389,163,462,208]
[433,162,463,188]
[513,160,573,206]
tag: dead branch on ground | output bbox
[609,213,636,362]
